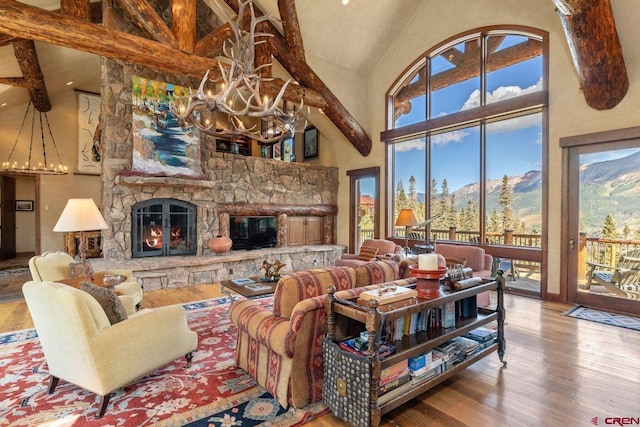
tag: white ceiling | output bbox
[0,0,422,112]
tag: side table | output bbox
[59,272,127,290]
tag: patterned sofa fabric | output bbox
[229,264,415,409]
[353,259,400,287]
[230,267,357,409]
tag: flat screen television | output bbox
[229,216,277,250]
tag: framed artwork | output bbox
[15,200,34,211]
[131,76,203,177]
[282,137,295,162]
[272,140,282,160]
[76,91,102,175]
[304,126,318,159]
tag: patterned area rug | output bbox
[564,305,640,331]
[0,296,328,426]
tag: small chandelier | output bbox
[171,0,308,145]
[2,101,68,175]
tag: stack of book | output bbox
[435,336,481,365]
[463,327,498,349]
[378,359,410,395]
[408,349,450,386]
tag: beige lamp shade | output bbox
[395,209,419,227]
[53,198,108,232]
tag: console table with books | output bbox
[323,272,506,427]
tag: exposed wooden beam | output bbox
[277,0,305,62]
[272,36,371,157]
[395,39,542,108]
[0,0,325,108]
[0,76,27,87]
[552,0,627,110]
[114,0,179,49]
[172,0,196,52]
[193,23,233,57]
[12,40,51,112]
[223,0,371,157]
[60,0,91,21]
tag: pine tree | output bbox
[407,175,423,221]
[449,193,457,228]
[395,180,408,210]
[438,179,450,228]
[489,208,501,234]
[467,198,478,232]
[498,175,513,231]
[623,224,630,239]
[429,178,439,226]
[601,214,618,238]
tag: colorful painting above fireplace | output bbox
[131,76,203,178]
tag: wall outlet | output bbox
[228,268,233,275]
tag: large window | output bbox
[384,27,546,250]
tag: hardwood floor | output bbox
[1,285,638,426]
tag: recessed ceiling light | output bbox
[0,103,6,108]
[342,0,349,4]
[65,81,74,86]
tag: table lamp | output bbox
[53,198,108,279]
[395,208,418,256]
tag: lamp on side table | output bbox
[395,208,418,256]
[53,198,108,280]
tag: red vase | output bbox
[208,235,233,254]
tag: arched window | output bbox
[383,27,547,254]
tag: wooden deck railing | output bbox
[577,234,640,279]
[391,226,542,248]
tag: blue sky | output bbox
[392,37,543,194]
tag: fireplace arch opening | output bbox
[131,198,197,257]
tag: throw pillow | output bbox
[357,246,379,261]
[79,281,128,325]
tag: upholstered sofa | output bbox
[433,243,493,279]
[335,239,404,268]
[29,251,143,314]
[23,280,198,418]
[229,260,414,408]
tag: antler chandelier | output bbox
[171,0,308,144]
[2,101,68,175]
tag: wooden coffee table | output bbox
[219,276,278,305]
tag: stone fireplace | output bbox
[131,198,197,257]
[92,59,344,288]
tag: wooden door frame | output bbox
[346,167,380,254]
[560,126,640,314]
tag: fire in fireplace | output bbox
[131,199,197,257]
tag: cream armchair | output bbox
[29,251,143,314]
[22,280,198,418]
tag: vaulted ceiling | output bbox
[0,0,629,156]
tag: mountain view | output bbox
[579,150,640,236]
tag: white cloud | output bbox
[461,78,543,110]
[431,129,470,146]
[393,138,426,152]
